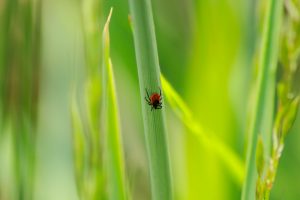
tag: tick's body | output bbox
[145,88,162,111]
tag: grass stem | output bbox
[241,0,284,199]
[128,0,173,199]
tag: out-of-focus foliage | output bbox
[70,0,104,199]
[0,0,41,199]
[161,74,244,185]
[1,0,300,200]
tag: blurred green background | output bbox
[1,0,300,199]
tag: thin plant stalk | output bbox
[102,8,126,200]
[128,0,173,199]
[0,0,41,199]
[242,0,284,199]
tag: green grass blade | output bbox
[102,8,126,200]
[161,74,245,185]
[241,0,284,199]
[128,0,173,199]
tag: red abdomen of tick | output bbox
[150,93,161,104]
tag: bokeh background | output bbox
[0,0,300,199]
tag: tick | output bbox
[145,88,163,111]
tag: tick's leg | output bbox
[145,97,150,104]
[159,87,163,101]
[146,89,150,99]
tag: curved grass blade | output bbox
[102,8,126,200]
[161,74,245,185]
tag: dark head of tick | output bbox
[145,88,163,111]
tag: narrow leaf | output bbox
[128,0,173,199]
[242,0,284,199]
[161,74,245,185]
[102,8,126,200]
